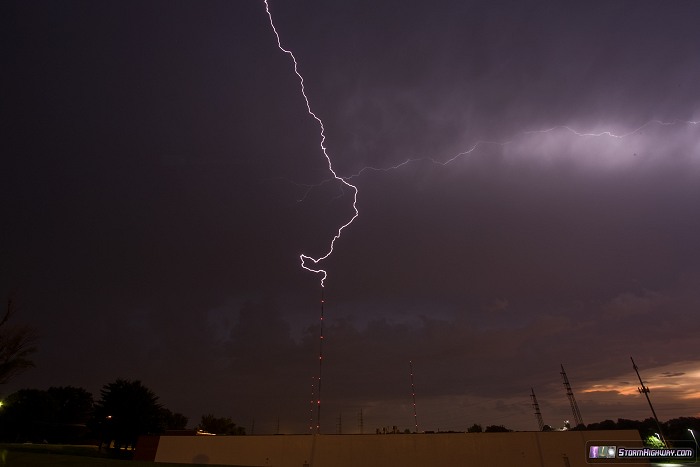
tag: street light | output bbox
[689,429,698,450]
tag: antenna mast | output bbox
[409,360,419,433]
[530,387,544,431]
[316,288,325,434]
[560,364,584,428]
[309,377,316,433]
[631,357,666,446]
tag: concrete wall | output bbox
[151,430,648,467]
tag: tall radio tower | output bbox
[530,387,544,431]
[560,364,584,428]
[316,289,325,434]
[409,360,419,433]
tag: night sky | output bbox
[2,0,699,434]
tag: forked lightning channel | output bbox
[263,1,698,286]
[342,119,699,180]
[263,0,358,287]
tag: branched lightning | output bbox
[264,1,358,287]
[340,119,699,179]
[523,119,699,139]
[342,140,507,180]
[264,2,698,286]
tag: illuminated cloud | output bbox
[3,0,700,433]
[581,361,700,402]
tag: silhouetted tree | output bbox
[93,379,165,451]
[48,386,94,425]
[0,388,53,442]
[197,414,245,435]
[665,417,700,441]
[638,417,662,439]
[0,386,94,443]
[467,423,483,433]
[0,297,38,385]
[161,408,189,430]
[587,419,617,430]
[46,386,94,443]
[484,424,511,432]
[616,418,643,431]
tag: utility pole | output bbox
[631,357,667,446]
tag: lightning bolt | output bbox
[342,140,506,180]
[523,119,699,139]
[339,119,699,179]
[263,1,358,287]
[263,1,698,285]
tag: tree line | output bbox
[0,379,245,451]
[0,296,244,451]
[584,417,700,446]
[465,417,700,446]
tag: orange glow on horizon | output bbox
[580,360,700,402]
